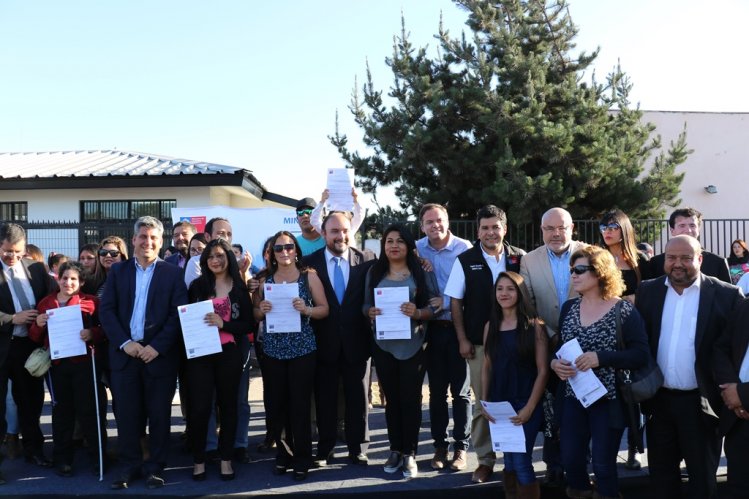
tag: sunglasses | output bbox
[273,243,296,253]
[296,208,313,216]
[599,223,621,232]
[98,249,121,258]
[570,265,595,275]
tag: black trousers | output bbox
[724,419,749,499]
[109,360,177,476]
[264,351,316,472]
[185,342,242,463]
[314,353,370,457]
[49,359,107,466]
[371,343,426,456]
[0,336,46,456]
[646,389,721,499]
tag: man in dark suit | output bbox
[164,220,196,271]
[636,235,742,499]
[444,205,525,484]
[713,299,749,499]
[100,216,188,490]
[304,211,374,466]
[0,223,56,483]
[649,207,731,283]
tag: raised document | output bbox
[178,300,222,359]
[265,282,301,333]
[374,286,411,340]
[325,168,355,211]
[480,400,526,453]
[47,304,86,360]
[556,338,608,407]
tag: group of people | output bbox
[0,198,748,499]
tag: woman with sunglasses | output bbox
[550,245,648,499]
[363,223,439,479]
[186,238,253,482]
[598,210,650,305]
[253,231,329,480]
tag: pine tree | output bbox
[330,0,688,223]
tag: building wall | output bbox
[643,111,749,219]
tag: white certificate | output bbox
[47,304,86,360]
[178,300,222,359]
[374,286,411,340]
[265,282,301,333]
[325,168,355,211]
[556,338,608,407]
[480,400,526,453]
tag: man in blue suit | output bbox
[101,216,188,490]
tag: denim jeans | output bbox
[503,398,543,485]
[5,380,18,434]
[560,396,624,497]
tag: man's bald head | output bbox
[541,207,574,255]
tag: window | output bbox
[81,199,176,222]
[0,202,28,222]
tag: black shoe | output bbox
[233,447,251,464]
[205,449,219,463]
[349,452,368,465]
[272,464,288,475]
[145,473,165,489]
[111,477,130,490]
[543,468,565,487]
[55,464,74,477]
[192,471,206,481]
[293,469,308,481]
[220,471,235,481]
[313,450,334,468]
[256,436,276,453]
[25,454,53,468]
[0,469,5,486]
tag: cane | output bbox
[90,344,104,481]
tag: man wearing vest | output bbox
[445,205,525,483]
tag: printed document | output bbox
[325,168,355,211]
[178,300,222,359]
[480,401,526,453]
[374,286,411,340]
[47,304,86,360]
[265,282,301,333]
[556,338,608,407]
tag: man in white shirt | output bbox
[635,235,742,499]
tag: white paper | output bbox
[480,401,526,453]
[556,338,608,407]
[178,300,222,359]
[374,286,411,340]
[325,168,355,211]
[265,282,302,333]
[47,304,87,360]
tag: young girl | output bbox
[29,261,106,477]
[481,271,548,499]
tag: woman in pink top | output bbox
[186,239,253,482]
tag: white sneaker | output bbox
[383,451,403,473]
[402,454,418,478]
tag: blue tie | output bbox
[333,257,345,304]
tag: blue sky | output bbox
[1,0,747,211]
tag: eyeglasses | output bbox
[273,243,296,253]
[541,225,570,234]
[296,209,313,217]
[599,223,621,232]
[1,250,24,258]
[570,265,595,275]
[189,246,205,256]
[98,249,121,258]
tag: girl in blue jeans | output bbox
[481,271,549,499]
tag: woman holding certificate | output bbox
[364,224,439,479]
[28,261,105,478]
[253,231,329,481]
[185,238,252,481]
[549,245,648,499]
[480,271,548,499]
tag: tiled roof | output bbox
[0,150,246,178]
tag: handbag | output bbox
[614,301,663,404]
[24,346,51,377]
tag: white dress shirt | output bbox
[325,248,351,288]
[658,277,701,390]
[444,245,505,299]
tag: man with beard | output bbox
[445,205,525,483]
[304,212,374,466]
[165,221,196,271]
[636,235,742,499]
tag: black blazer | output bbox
[304,247,375,364]
[649,250,731,284]
[713,299,749,435]
[0,259,56,364]
[100,259,189,376]
[635,274,742,420]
